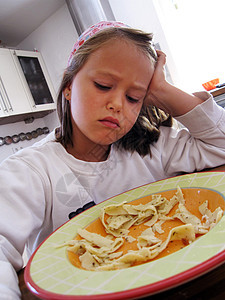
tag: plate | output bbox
[25,172,225,299]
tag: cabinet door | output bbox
[0,84,8,117]
[0,48,33,116]
[12,50,56,112]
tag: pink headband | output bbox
[67,21,129,66]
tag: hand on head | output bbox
[145,50,204,116]
[144,50,169,110]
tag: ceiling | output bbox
[0,0,65,47]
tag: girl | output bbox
[0,21,225,299]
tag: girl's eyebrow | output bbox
[94,70,148,93]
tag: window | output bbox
[155,0,225,92]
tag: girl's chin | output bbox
[94,134,122,146]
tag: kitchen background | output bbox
[0,0,225,164]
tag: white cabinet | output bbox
[12,49,56,112]
[0,48,33,117]
[0,48,56,124]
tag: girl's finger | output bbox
[156,50,167,66]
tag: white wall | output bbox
[0,118,46,163]
[17,3,78,134]
[0,3,78,163]
[18,3,77,94]
[108,0,179,84]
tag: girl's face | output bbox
[67,39,155,159]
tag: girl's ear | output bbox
[63,86,71,100]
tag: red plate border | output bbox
[25,247,225,300]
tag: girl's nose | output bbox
[106,94,123,113]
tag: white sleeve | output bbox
[158,92,225,176]
[0,261,21,300]
[0,156,47,299]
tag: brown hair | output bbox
[56,27,172,156]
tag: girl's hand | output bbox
[145,50,204,116]
[144,50,169,110]
[149,50,167,91]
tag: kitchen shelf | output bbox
[0,109,54,125]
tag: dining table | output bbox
[18,164,225,300]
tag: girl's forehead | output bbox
[89,39,152,66]
[86,36,156,71]
[82,39,154,88]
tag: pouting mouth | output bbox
[100,117,120,128]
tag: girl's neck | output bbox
[66,143,110,162]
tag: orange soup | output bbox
[68,188,225,270]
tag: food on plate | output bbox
[62,187,223,271]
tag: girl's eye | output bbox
[94,82,111,90]
[126,95,140,103]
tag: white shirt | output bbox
[0,92,225,299]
